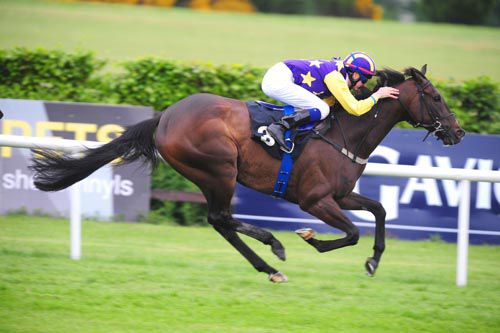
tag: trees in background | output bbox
[81,0,499,25]
[251,0,382,20]
[419,0,497,25]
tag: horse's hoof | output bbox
[270,239,286,261]
[295,228,316,240]
[271,245,286,262]
[269,272,288,283]
[365,257,379,277]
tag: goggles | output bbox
[348,69,371,85]
[359,73,370,84]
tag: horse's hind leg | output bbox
[230,219,286,261]
[211,221,286,282]
[338,192,386,276]
[298,196,360,252]
[204,184,287,282]
[209,214,287,283]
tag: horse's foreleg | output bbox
[231,219,286,261]
[299,196,360,253]
[338,192,386,276]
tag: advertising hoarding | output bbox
[235,129,500,244]
[0,99,153,221]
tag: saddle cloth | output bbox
[246,101,326,160]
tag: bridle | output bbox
[397,79,456,141]
[313,75,459,165]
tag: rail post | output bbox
[70,182,82,260]
[456,180,471,286]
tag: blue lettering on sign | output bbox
[234,129,500,244]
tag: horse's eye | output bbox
[433,95,441,102]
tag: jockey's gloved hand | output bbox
[373,87,399,100]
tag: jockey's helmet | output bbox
[343,52,376,83]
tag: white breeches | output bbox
[261,62,330,119]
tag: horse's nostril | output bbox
[456,129,465,138]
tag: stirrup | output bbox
[280,141,294,154]
[267,123,294,153]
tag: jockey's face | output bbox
[351,72,365,91]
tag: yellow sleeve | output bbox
[324,71,378,116]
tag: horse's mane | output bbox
[337,66,426,114]
[338,68,407,113]
[375,67,425,89]
[375,68,405,88]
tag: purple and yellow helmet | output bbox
[343,52,376,81]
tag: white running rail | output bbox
[1,134,500,286]
[0,135,105,261]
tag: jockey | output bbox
[261,51,399,150]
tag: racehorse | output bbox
[30,65,465,283]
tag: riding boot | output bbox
[267,108,319,150]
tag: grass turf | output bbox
[1,2,499,331]
[1,215,499,332]
[0,0,499,80]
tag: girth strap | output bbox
[272,105,295,198]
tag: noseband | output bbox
[398,80,456,141]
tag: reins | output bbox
[312,127,370,165]
[312,105,381,165]
[313,73,457,164]
[352,104,381,159]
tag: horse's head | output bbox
[378,65,465,146]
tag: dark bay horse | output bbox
[31,66,464,282]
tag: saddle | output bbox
[246,101,330,160]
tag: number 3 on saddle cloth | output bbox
[246,100,330,198]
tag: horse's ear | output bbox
[408,67,424,83]
[420,64,427,76]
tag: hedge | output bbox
[1,48,499,224]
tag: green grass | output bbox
[0,0,499,81]
[1,215,499,333]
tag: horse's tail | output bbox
[31,114,162,192]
